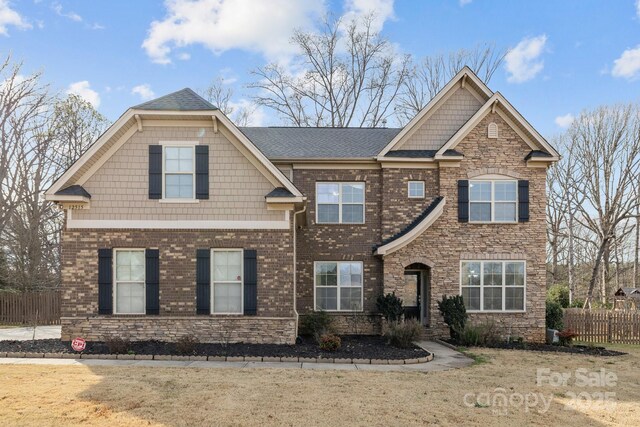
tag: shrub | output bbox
[456,321,500,347]
[558,329,578,346]
[318,333,341,351]
[300,311,335,342]
[569,299,585,308]
[547,284,570,308]
[545,299,564,330]
[376,292,404,322]
[105,336,130,354]
[437,295,467,340]
[384,319,422,349]
[175,335,198,355]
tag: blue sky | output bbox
[1,0,639,138]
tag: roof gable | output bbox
[133,88,217,111]
[377,67,493,159]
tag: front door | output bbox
[403,271,421,320]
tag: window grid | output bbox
[113,249,146,315]
[314,261,363,312]
[211,249,244,315]
[460,260,526,312]
[408,181,425,198]
[163,146,195,200]
[316,182,365,224]
[469,180,518,223]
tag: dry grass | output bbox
[0,345,639,426]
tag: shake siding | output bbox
[397,87,483,151]
[75,126,282,221]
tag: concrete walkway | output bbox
[0,325,61,341]
[0,339,473,372]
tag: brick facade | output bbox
[60,228,296,344]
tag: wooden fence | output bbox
[563,308,640,345]
[0,291,61,325]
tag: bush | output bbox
[318,333,341,351]
[545,299,564,330]
[547,284,570,308]
[569,299,585,308]
[105,336,130,354]
[384,319,422,349]
[300,311,335,342]
[456,321,500,347]
[437,295,467,340]
[376,292,404,322]
[558,329,578,346]
[175,335,198,355]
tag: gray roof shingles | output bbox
[133,88,217,111]
[55,185,91,198]
[265,187,295,198]
[240,127,402,159]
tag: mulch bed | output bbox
[0,335,429,360]
[443,339,626,357]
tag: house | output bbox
[45,68,559,344]
[614,287,640,310]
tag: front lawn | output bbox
[1,344,638,426]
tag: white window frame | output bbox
[315,182,366,224]
[113,248,146,315]
[210,248,244,315]
[313,261,364,312]
[459,260,526,313]
[469,178,518,223]
[162,143,196,201]
[408,181,425,199]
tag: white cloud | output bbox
[342,0,395,32]
[555,113,574,129]
[612,45,640,80]
[67,81,100,108]
[504,34,548,83]
[177,52,191,61]
[636,0,640,19]
[459,0,472,6]
[89,22,105,30]
[131,84,155,101]
[230,99,265,126]
[143,0,325,64]
[0,0,31,35]
[52,2,82,22]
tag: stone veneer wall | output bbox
[60,228,296,344]
[381,113,548,342]
[293,169,384,334]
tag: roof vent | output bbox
[488,122,498,139]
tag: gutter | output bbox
[292,203,307,338]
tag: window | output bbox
[460,260,525,312]
[315,261,363,311]
[408,181,425,198]
[469,180,517,222]
[164,146,194,199]
[316,182,365,224]
[211,249,243,314]
[114,249,145,314]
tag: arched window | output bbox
[488,122,498,139]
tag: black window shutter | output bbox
[518,180,530,222]
[196,249,211,315]
[145,249,160,315]
[149,145,162,199]
[458,180,469,223]
[243,250,257,316]
[98,248,113,315]
[195,145,209,200]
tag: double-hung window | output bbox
[469,180,517,222]
[460,260,525,312]
[164,146,195,199]
[114,249,145,314]
[316,182,365,224]
[315,261,363,311]
[211,249,243,314]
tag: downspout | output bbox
[292,203,307,339]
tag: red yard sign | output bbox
[71,337,86,352]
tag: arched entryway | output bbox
[402,263,431,327]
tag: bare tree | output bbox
[250,14,410,127]
[395,43,505,124]
[564,104,640,307]
[200,77,256,126]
